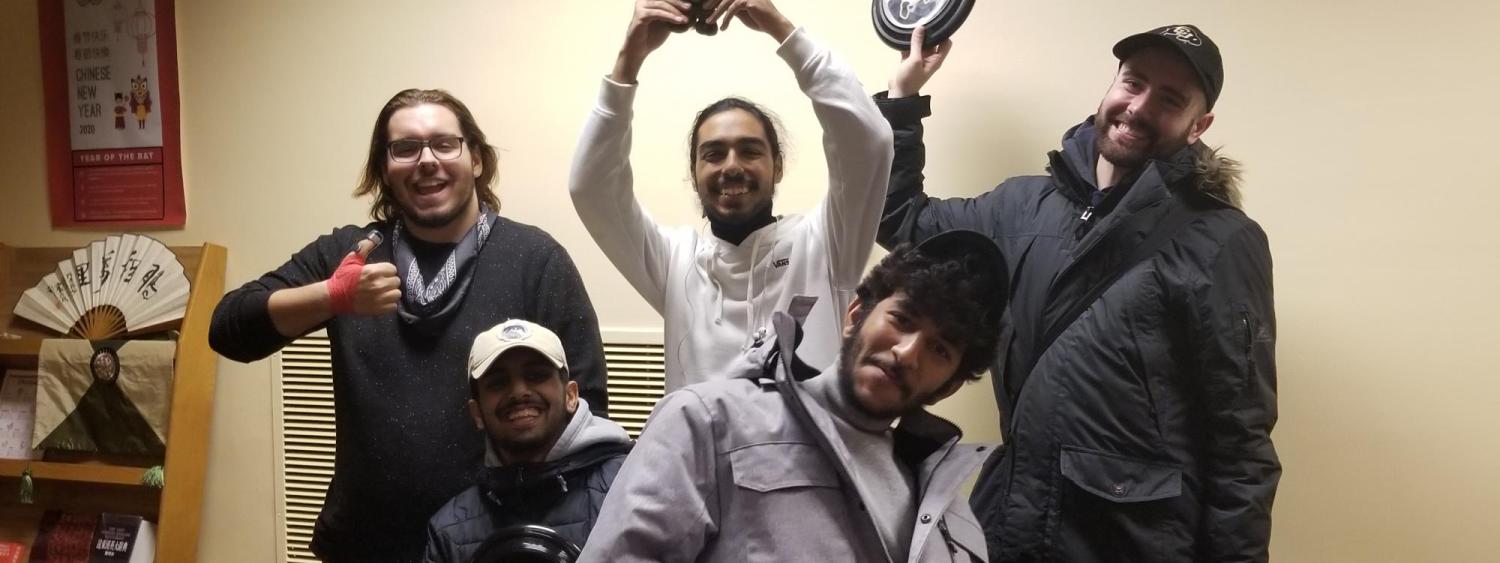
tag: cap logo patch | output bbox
[1161,26,1202,47]
[500,323,530,341]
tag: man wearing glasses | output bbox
[209,89,609,563]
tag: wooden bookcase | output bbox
[0,242,227,562]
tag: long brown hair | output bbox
[353,89,500,222]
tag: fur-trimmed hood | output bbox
[1058,116,1244,208]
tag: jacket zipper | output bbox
[1241,313,1252,352]
[1072,205,1098,242]
[1241,311,1256,376]
[938,519,959,557]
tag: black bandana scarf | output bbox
[391,205,496,333]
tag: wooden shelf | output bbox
[0,242,226,562]
[0,459,147,487]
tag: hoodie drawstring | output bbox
[695,236,727,324]
[745,228,768,349]
[696,221,778,349]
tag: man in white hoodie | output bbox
[422,319,632,562]
[569,0,893,390]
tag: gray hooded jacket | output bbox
[579,314,994,562]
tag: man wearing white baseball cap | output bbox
[423,319,632,563]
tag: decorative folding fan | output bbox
[11,235,190,340]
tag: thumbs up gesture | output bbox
[327,232,401,316]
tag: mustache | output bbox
[863,354,913,398]
[711,171,758,191]
[495,397,547,417]
[1116,114,1158,140]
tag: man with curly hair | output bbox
[580,230,1006,562]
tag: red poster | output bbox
[38,0,184,228]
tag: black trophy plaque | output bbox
[872,0,975,50]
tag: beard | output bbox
[1093,111,1192,171]
[399,184,475,230]
[698,171,774,226]
[837,316,923,420]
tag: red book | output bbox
[0,541,26,563]
[27,511,97,563]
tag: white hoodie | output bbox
[569,28,893,390]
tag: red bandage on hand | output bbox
[327,252,366,315]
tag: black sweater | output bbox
[209,217,609,563]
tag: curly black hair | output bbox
[853,243,1006,383]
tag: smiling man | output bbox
[209,89,608,562]
[569,0,892,390]
[423,319,631,563]
[580,231,1006,562]
[877,24,1279,562]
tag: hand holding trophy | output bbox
[888,25,954,98]
[612,0,796,84]
[872,0,974,50]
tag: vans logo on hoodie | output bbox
[772,258,790,268]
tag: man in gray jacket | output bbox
[580,230,1007,562]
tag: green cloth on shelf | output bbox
[33,339,175,456]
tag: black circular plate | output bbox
[471,524,581,563]
[872,0,976,50]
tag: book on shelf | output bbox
[0,541,26,563]
[22,512,154,563]
[0,370,40,460]
[27,511,96,563]
[87,513,154,563]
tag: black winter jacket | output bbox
[422,443,629,563]
[876,94,1279,563]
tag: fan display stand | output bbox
[0,242,226,563]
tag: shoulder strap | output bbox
[767,296,821,383]
[1024,200,1198,378]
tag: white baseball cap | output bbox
[467,319,568,380]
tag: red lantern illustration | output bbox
[126,0,154,67]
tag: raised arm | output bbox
[874,26,1006,249]
[568,0,691,313]
[780,24,894,289]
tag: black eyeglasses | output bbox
[388,136,466,163]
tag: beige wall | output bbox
[1,0,1497,560]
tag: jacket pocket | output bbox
[1059,446,1181,503]
[729,442,841,492]
[726,443,865,562]
[1053,447,1190,562]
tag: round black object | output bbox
[872,0,975,50]
[469,525,581,563]
[671,0,718,36]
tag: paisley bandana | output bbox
[391,205,496,333]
